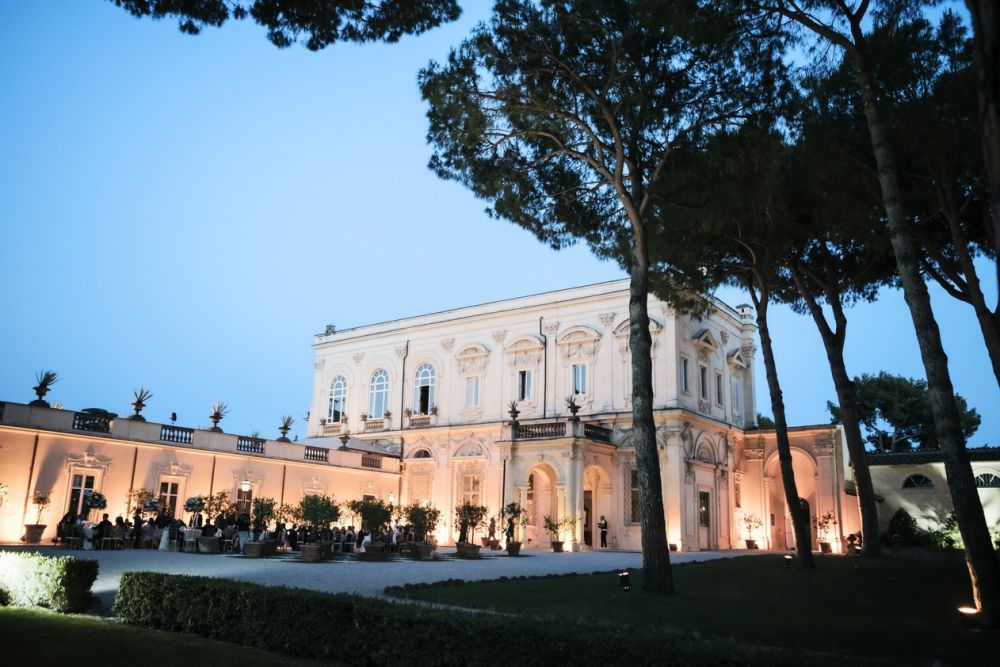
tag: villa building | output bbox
[2,279,996,548]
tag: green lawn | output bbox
[393,554,996,664]
[0,607,324,666]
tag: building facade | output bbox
[304,279,861,550]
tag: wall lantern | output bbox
[239,477,252,493]
[618,570,631,592]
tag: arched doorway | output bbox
[523,463,558,548]
[763,449,817,550]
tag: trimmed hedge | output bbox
[114,572,840,666]
[0,551,99,612]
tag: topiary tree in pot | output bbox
[245,497,277,557]
[347,498,393,559]
[454,501,488,558]
[404,502,442,560]
[24,490,51,543]
[298,494,340,562]
[502,501,529,556]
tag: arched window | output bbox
[413,363,436,414]
[902,474,934,489]
[328,375,347,422]
[413,449,432,459]
[975,472,1000,488]
[368,369,389,418]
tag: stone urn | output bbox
[300,543,328,563]
[505,541,522,557]
[455,543,481,559]
[412,543,437,561]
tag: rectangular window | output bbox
[628,469,641,524]
[699,365,708,400]
[68,473,96,516]
[461,474,481,505]
[731,377,743,415]
[680,357,690,394]
[518,370,532,401]
[698,491,711,528]
[572,364,587,395]
[715,371,724,406]
[159,481,179,518]
[465,376,480,407]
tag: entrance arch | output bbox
[522,462,558,547]
[582,465,608,548]
[763,448,817,550]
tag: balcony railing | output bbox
[363,418,386,432]
[513,422,567,440]
[160,425,193,445]
[73,412,111,433]
[407,414,431,428]
[584,423,613,443]
[361,453,382,469]
[237,436,265,454]
[322,422,343,436]
[304,446,329,463]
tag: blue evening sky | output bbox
[0,1,996,445]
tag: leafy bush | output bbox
[113,571,813,666]
[0,552,98,613]
[883,508,935,547]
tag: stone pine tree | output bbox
[781,76,896,557]
[420,0,772,592]
[652,123,816,568]
[754,0,1000,623]
[109,0,460,48]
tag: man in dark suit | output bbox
[598,515,609,548]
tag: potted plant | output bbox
[502,502,529,556]
[184,495,205,525]
[129,387,153,420]
[245,497,277,557]
[298,494,340,562]
[209,401,228,432]
[813,511,838,553]
[24,490,51,543]
[29,370,58,407]
[742,513,763,549]
[507,400,520,425]
[454,502,489,558]
[543,514,575,552]
[404,502,442,560]
[277,415,294,442]
[346,497,393,560]
[81,490,107,522]
[126,487,155,517]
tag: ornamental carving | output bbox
[492,329,507,344]
[744,447,765,460]
[741,343,757,358]
[64,446,112,473]
[440,338,455,352]
[324,324,336,335]
[598,312,615,328]
[543,321,560,336]
[456,345,490,374]
[720,331,730,344]
[313,359,325,370]
[352,352,365,365]
[155,459,191,479]
[395,345,408,358]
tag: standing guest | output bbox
[598,515,609,549]
[235,513,251,554]
[132,510,143,547]
[505,517,515,546]
[288,525,299,551]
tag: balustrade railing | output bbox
[361,453,382,469]
[237,436,265,454]
[513,422,566,439]
[73,412,111,433]
[160,425,193,445]
[304,446,329,462]
[584,423,613,443]
[322,422,343,436]
[364,418,385,432]
[407,415,431,428]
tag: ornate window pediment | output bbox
[506,336,544,368]
[556,326,602,360]
[692,329,720,357]
[455,344,490,374]
[454,443,485,458]
[64,446,113,473]
[727,348,749,369]
[613,317,663,339]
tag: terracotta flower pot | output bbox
[455,543,481,559]
[300,543,328,563]
[506,541,522,557]
[550,541,564,553]
[412,543,437,560]
[23,524,46,544]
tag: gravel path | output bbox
[2,545,758,611]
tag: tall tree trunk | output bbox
[852,51,1000,623]
[972,304,1000,389]
[629,237,674,594]
[966,0,1000,258]
[751,288,815,569]
[789,267,881,556]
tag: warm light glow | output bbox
[958,606,978,616]
[239,479,251,492]
[388,492,395,504]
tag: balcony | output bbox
[237,436,265,454]
[73,412,112,434]
[511,419,616,444]
[304,446,329,463]
[322,421,344,436]
[361,453,383,469]
[160,425,194,445]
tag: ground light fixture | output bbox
[957,606,980,629]
[619,570,631,592]
[784,555,794,568]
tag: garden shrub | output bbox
[883,508,935,547]
[114,571,836,666]
[0,551,98,612]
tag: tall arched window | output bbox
[328,375,347,422]
[413,363,436,414]
[368,369,389,418]
[975,472,1000,488]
